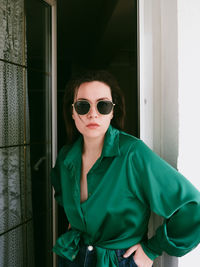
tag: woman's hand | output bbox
[123,244,153,267]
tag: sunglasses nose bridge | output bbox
[87,102,99,116]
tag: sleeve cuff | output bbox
[141,223,199,261]
[141,237,162,261]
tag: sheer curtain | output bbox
[0,0,34,266]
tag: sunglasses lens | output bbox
[73,100,114,115]
[97,101,114,114]
[74,101,90,115]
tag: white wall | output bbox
[139,0,200,266]
[177,0,200,189]
[139,0,179,164]
[139,1,178,266]
[139,0,154,147]
[177,0,200,266]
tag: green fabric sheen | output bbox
[51,126,200,266]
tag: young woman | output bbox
[51,70,200,267]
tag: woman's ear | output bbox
[111,110,114,119]
[71,105,75,120]
[72,111,75,120]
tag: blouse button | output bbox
[88,245,93,251]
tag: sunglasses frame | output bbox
[72,100,115,115]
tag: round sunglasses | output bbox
[72,100,115,115]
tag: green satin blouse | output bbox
[51,125,200,267]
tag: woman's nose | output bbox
[87,103,98,117]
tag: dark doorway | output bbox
[57,0,138,237]
[26,0,53,266]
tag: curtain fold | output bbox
[0,0,34,266]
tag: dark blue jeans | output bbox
[58,246,138,267]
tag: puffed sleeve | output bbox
[131,140,200,260]
[51,146,68,206]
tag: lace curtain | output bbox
[0,0,34,266]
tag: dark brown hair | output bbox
[63,70,126,144]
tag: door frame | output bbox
[137,1,179,267]
[43,1,57,267]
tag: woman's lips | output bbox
[86,123,100,129]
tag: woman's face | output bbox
[72,81,113,140]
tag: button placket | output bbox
[88,245,94,251]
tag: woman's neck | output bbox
[82,135,105,158]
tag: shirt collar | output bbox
[64,125,120,169]
[63,136,83,169]
[101,125,120,157]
